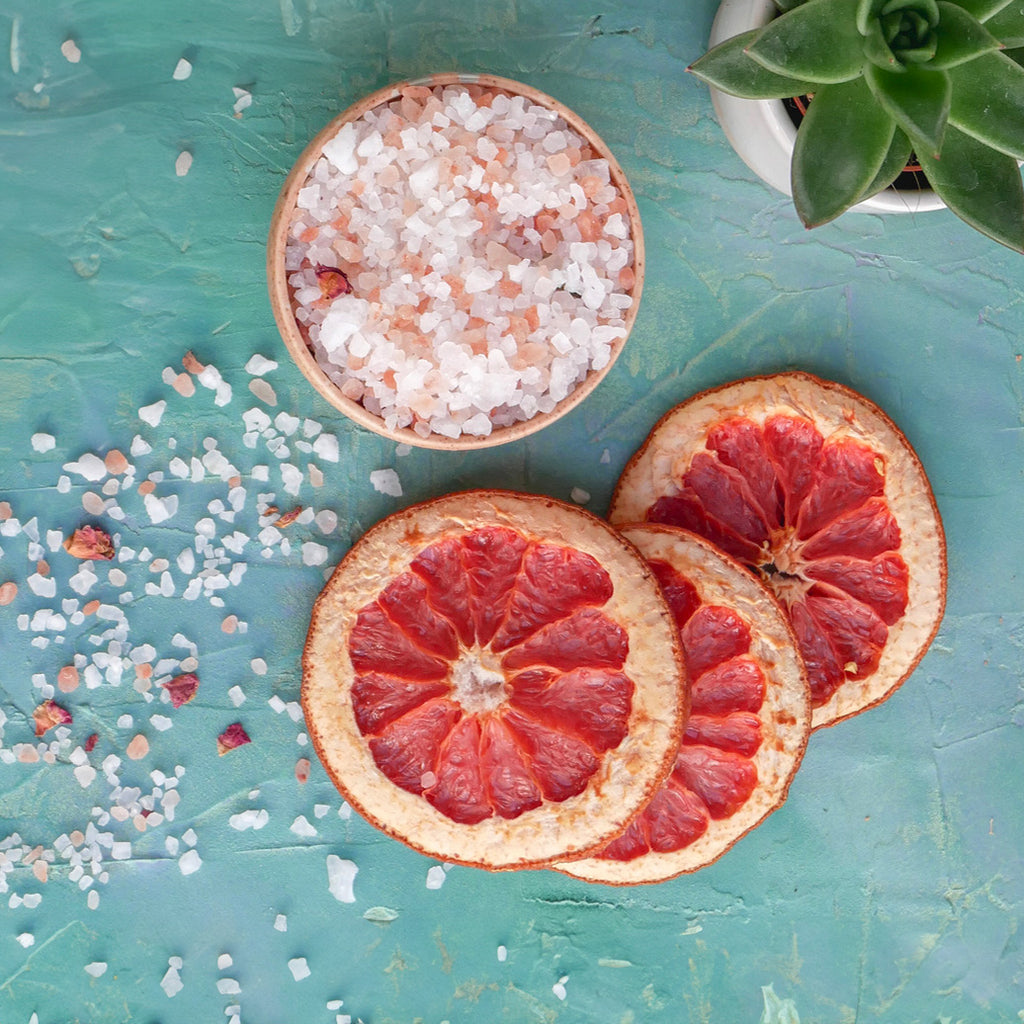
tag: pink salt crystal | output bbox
[183,350,205,374]
[295,758,310,783]
[0,581,17,605]
[173,373,196,397]
[221,615,238,634]
[0,502,10,520]
[57,666,80,692]
[33,699,72,736]
[163,673,199,708]
[546,151,572,176]
[217,723,251,755]
[127,734,150,760]
[104,450,129,474]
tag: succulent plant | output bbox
[689,0,1024,251]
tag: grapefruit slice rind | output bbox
[556,524,811,885]
[610,372,946,729]
[302,490,688,871]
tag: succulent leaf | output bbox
[687,30,821,98]
[914,123,1024,251]
[858,128,915,199]
[858,0,891,34]
[949,51,1024,157]
[864,17,909,66]
[956,0,1015,19]
[865,64,951,155]
[877,0,940,63]
[930,2,1003,66]
[746,0,867,83]
[982,1,1024,44]
[791,78,898,225]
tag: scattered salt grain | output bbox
[570,487,590,505]
[61,38,81,63]
[172,57,192,81]
[553,975,569,1001]
[246,354,278,376]
[369,469,402,497]
[16,932,35,947]
[301,542,328,567]
[326,855,358,903]
[64,452,106,481]
[288,957,311,981]
[218,953,233,970]
[274,913,288,932]
[290,815,317,838]
[228,685,246,707]
[175,151,193,177]
[251,658,267,676]
[85,961,108,977]
[178,849,202,875]
[232,86,252,115]
[139,401,166,427]
[425,865,448,890]
[31,433,55,453]
[229,809,269,831]
[497,945,507,962]
[218,978,242,995]
[312,433,338,462]
[249,378,277,405]
[161,961,184,998]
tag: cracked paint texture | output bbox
[1,0,1022,1021]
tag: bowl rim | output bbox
[266,71,646,451]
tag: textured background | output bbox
[1,0,1022,1021]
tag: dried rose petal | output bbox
[34,700,72,737]
[217,723,251,755]
[163,673,199,708]
[64,525,115,561]
[273,506,303,528]
[295,758,310,783]
[84,733,99,752]
[315,264,351,300]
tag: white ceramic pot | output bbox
[707,0,945,215]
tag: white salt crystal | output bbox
[31,433,55,453]
[178,849,202,875]
[251,658,267,676]
[322,122,358,174]
[553,976,569,1000]
[139,401,166,426]
[218,978,242,995]
[172,57,192,80]
[27,574,56,598]
[232,86,251,114]
[175,151,193,177]
[288,957,311,981]
[425,865,447,890]
[301,542,328,567]
[246,354,278,376]
[369,469,401,497]
[315,510,338,534]
[161,964,184,998]
[497,945,507,962]
[570,487,591,505]
[16,932,34,948]
[312,434,338,462]
[274,913,288,932]
[228,685,245,707]
[144,493,178,524]
[326,855,358,903]
[218,953,233,970]
[85,961,108,977]
[64,453,106,481]
[290,815,317,837]
[229,809,269,831]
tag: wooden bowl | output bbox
[267,72,645,451]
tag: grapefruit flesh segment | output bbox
[610,373,946,728]
[557,525,810,885]
[303,491,686,870]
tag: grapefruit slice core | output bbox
[610,372,946,729]
[303,490,686,870]
[557,525,810,885]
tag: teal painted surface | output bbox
[0,1,1021,1021]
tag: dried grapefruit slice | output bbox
[303,490,687,870]
[610,372,946,729]
[557,524,810,885]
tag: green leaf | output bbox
[865,64,950,154]
[930,2,1003,66]
[982,1,1024,44]
[858,0,890,33]
[791,78,898,225]
[688,30,821,98]
[859,128,915,198]
[863,18,905,67]
[948,51,1024,157]
[747,0,867,83]
[915,122,1024,250]
[955,0,1014,19]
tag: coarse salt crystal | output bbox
[274,913,288,932]
[326,855,358,903]
[246,354,278,376]
[369,469,401,497]
[139,401,166,427]
[31,433,55,453]
[425,865,447,889]
[290,815,317,838]
[178,849,202,875]
[175,151,193,177]
[61,38,81,63]
[85,961,108,977]
[288,957,311,981]
[172,57,192,80]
